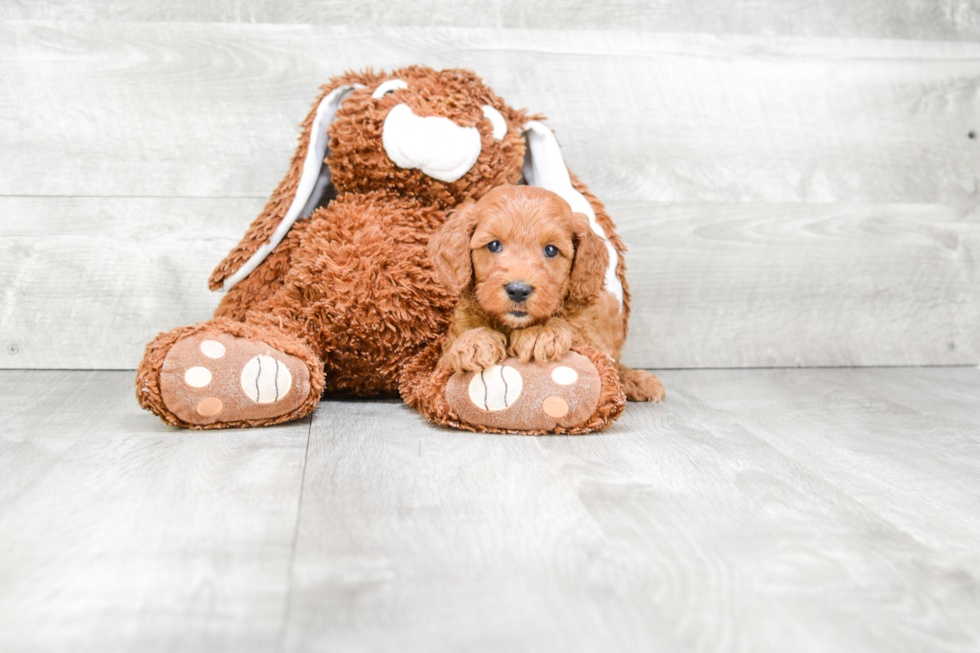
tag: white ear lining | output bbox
[481,105,507,139]
[522,121,624,311]
[222,84,364,291]
[372,79,408,99]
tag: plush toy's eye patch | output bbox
[372,79,408,99]
[482,105,507,140]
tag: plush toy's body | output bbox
[136,65,649,433]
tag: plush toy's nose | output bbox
[381,104,482,183]
[505,281,534,303]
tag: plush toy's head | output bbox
[322,66,529,208]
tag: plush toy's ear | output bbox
[522,121,623,311]
[218,83,364,291]
[567,212,610,304]
[428,200,481,296]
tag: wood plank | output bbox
[2,22,978,206]
[864,365,980,434]
[615,201,980,368]
[284,398,634,652]
[2,0,978,41]
[661,366,980,575]
[0,196,262,369]
[284,369,980,652]
[0,369,312,652]
[3,197,976,370]
[2,367,978,651]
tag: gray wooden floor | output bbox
[1,367,978,653]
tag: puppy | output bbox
[428,185,664,402]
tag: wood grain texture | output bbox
[2,0,979,41]
[280,367,980,653]
[614,201,980,368]
[1,367,978,651]
[0,370,312,652]
[3,197,975,370]
[2,22,979,207]
[668,366,980,575]
[0,196,260,369]
[2,21,977,369]
[284,398,615,652]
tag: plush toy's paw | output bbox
[152,331,315,427]
[444,350,612,433]
[507,319,573,363]
[439,327,508,373]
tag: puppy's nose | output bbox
[505,281,534,303]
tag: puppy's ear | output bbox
[429,200,481,296]
[567,212,610,304]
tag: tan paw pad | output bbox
[542,396,569,418]
[197,397,223,417]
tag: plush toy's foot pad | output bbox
[159,333,312,426]
[445,351,602,432]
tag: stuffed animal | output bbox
[135,65,657,434]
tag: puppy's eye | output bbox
[487,241,502,253]
[544,245,559,258]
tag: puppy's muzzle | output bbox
[505,281,534,304]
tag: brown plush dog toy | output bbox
[136,65,660,434]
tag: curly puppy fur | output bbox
[429,185,664,402]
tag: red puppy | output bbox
[429,185,664,402]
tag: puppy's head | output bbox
[429,186,609,328]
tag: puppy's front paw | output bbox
[620,368,665,402]
[440,328,508,373]
[508,319,573,364]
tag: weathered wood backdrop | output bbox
[2,1,978,370]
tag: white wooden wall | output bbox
[2,1,978,370]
